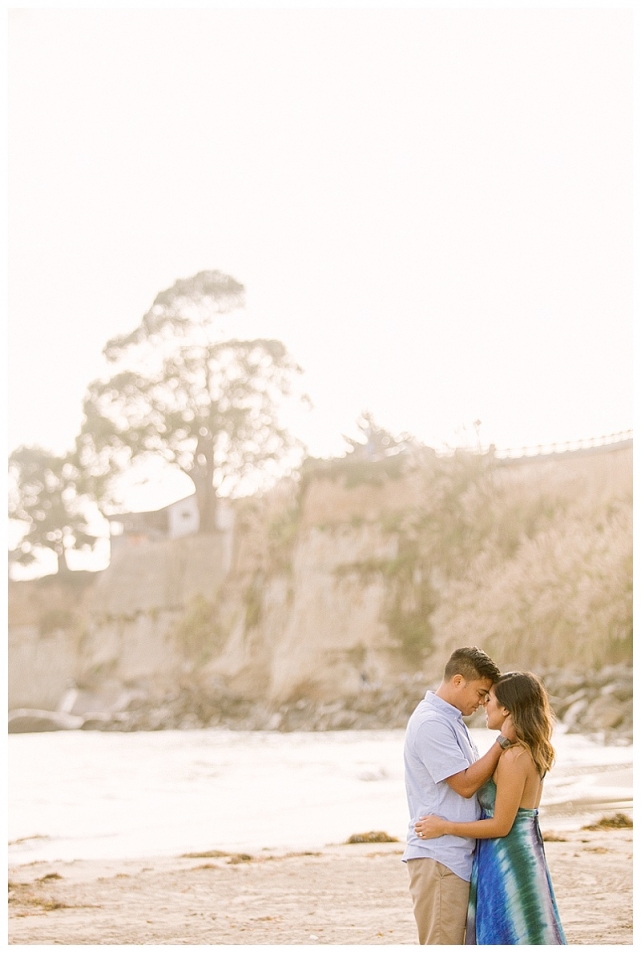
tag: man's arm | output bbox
[416,748,528,838]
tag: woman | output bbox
[414,671,567,945]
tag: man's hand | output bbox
[414,815,446,839]
[500,713,517,743]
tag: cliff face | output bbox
[8,534,230,709]
[8,443,632,712]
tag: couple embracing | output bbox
[403,645,567,945]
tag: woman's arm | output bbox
[415,747,528,840]
[443,716,517,799]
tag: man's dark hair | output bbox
[444,646,501,683]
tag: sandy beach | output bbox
[9,825,632,945]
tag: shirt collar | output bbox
[424,690,464,722]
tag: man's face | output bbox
[452,676,493,716]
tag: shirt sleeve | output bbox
[415,716,470,784]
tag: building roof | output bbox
[105,494,196,523]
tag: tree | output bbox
[77,270,307,531]
[343,411,415,459]
[8,445,98,573]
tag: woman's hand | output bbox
[414,815,447,839]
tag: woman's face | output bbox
[485,688,509,731]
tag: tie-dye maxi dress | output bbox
[465,778,567,945]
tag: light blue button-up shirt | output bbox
[402,690,481,881]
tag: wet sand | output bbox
[8,826,633,945]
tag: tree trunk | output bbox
[57,544,71,575]
[192,432,218,533]
[194,477,218,533]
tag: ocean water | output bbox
[8,727,632,865]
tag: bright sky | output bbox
[8,4,633,509]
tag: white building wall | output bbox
[167,496,200,538]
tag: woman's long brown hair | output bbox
[494,671,556,777]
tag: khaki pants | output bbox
[407,857,470,945]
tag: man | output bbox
[403,646,513,945]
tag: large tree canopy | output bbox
[103,270,245,358]
[77,270,307,531]
[8,445,98,573]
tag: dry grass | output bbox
[425,448,632,672]
[582,813,633,831]
[346,831,399,844]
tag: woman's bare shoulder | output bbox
[498,744,532,772]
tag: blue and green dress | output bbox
[465,778,567,945]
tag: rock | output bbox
[581,695,627,731]
[534,664,632,739]
[540,671,586,695]
[600,679,632,702]
[80,712,129,731]
[326,710,359,730]
[56,680,150,717]
[589,665,632,688]
[553,687,589,718]
[178,713,203,730]
[8,709,84,733]
[12,663,629,741]
[349,694,380,714]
